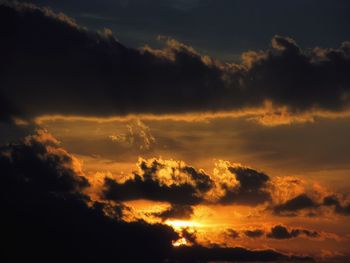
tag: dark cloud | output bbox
[102,159,275,207]
[0,129,90,194]
[323,195,341,206]
[301,229,321,238]
[219,165,271,205]
[273,194,319,215]
[102,158,213,205]
[273,194,350,217]
[1,1,350,122]
[227,229,240,239]
[242,36,350,112]
[103,176,203,205]
[16,0,350,62]
[244,229,265,238]
[0,130,180,262]
[227,225,319,240]
[334,203,350,215]
[154,204,194,220]
[170,245,313,262]
[267,225,319,240]
[180,228,198,246]
[182,165,214,193]
[323,195,350,216]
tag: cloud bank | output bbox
[1,1,350,124]
[0,129,316,262]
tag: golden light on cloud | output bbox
[33,105,350,127]
[172,237,188,247]
[2,1,350,262]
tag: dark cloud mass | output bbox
[180,228,198,246]
[171,246,313,262]
[227,229,240,239]
[154,204,194,221]
[244,229,265,238]
[323,195,350,216]
[273,193,350,217]
[219,165,271,205]
[1,1,350,122]
[273,194,319,215]
[15,0,350,62]
[0,130,180,262]
[102,158,276,206]
[0,130,312,262]
[227,225,320,241]
[267,225,319,240]
[102,158,213,205]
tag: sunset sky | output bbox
[1,1,350,262]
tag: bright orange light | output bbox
[172,237,187,247]
[165,220,203,229]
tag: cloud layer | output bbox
[1,1,350,123]
[102,157,276,207]
[102,158,214,205]
[227,225,321,240]
[101,156,350,220]
[1,130,318,262]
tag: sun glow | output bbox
[165,220,203,229]
[172,237,188,247]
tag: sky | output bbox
[1,1,350,262]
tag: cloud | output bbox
[180,228,198,246]
[244,229,265,238]
[0,129,89,194]
[226,229,240,239]
[217,164,271,205]
[273,194,319,215]
[154,204,194,221]
[0,130,181,262]
[1,130,317,262]
[102,158,274,206]
[102,158,214,205]
[1,2,350,124]
[267,225,319,239]
[170,245,313,262]
[101,157,350,215]
[272,193,350,217]
[109,119,155,150]
[226,225,320,241]
[323,195,350,216]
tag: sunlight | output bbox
[165,220,203,229]
[172,237,188,247]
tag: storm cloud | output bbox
[1,1,350,123]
